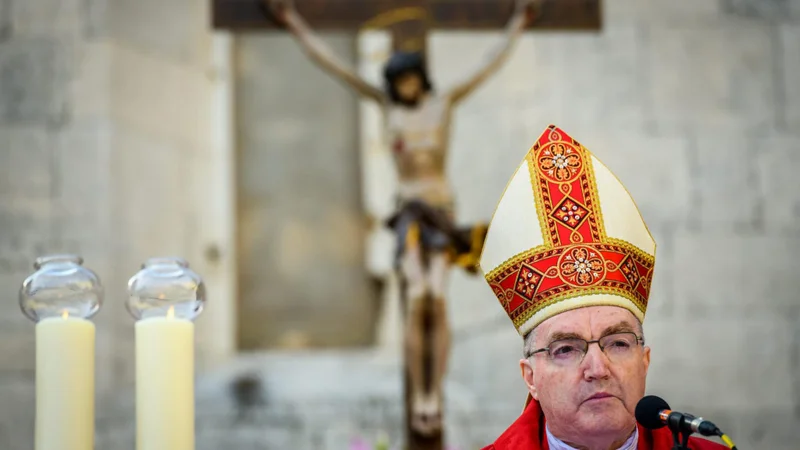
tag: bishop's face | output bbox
[520,306,651,447]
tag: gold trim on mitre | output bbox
[479,125,656,337]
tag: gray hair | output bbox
[523,328,539,359]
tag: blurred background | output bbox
[1,0,799,448]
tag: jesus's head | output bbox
[383,51,433,107]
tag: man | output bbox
[477,125,727,449]
[264,0,537,436]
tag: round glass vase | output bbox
[19,254,103,322]
[126,257,205,321]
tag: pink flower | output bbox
[349,438,371,450]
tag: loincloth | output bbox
[385,199,488,275]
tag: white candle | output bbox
[35,314,95,450]
[135,307,195,450]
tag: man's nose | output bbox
[581,344,611,380]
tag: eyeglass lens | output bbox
[547,332,639,365]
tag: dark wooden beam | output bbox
[212,0,602,32]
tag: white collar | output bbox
[545,425,639,450]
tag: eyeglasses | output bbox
[527,332,644,367]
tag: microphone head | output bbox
[635,395,671,430]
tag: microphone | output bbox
[635,395,720,437]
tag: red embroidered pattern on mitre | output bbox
[482,125,655,334]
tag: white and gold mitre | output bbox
[480,125,656,337]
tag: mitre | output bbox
[479,125,656,337]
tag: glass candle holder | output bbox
[19,254,103,322]
[128,257,204,450]
[126,257,205,321]
[19,254,101,450]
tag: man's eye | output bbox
[552,345,578,356]
[606,339,632,350]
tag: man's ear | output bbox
[519,358,538,400]
[643,345,651,373]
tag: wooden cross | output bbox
[211,1,601,448]
[213,0,602,57]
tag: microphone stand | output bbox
[669,428,689,449]
[669,414,692,449]
[670,429,691,450]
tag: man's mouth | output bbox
[584,392,615,402]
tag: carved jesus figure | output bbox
[265,0,536,436]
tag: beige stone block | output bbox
[108,42,213,151]
[515,26,647,129]
[604,0,723,24]
[92,328,119,395]
[448,322,525,407]
[755,133,800,234]
[0,379,35,448]
[781,24,800,129]
[95,426,135,450]
[429,32,625,132]
[449,104,521,223]
[109,124,193,261]
[0,333,35,372]
[447,270,512,340]
[53,120,112,242]
[647,22,774,132]
[82,0,105,38]
[692,132,762,231]
[69,42,111,120]
[183,141,238,368]
[0,126,51,199]
[580,130,692,229]
[723,0,800,20]
[0,0,10,38]
[642,232,675,320]
[0,268,36,371]
[0,196,53,273]
[236,34,374,349]
[0,270,35,331]
[428,32,527,103]
[11,0,82,37]
[645,317,796,411]
[0,39,69,125]
[104,0,211,69]
[673,235,800,318]
[726,408,800,450]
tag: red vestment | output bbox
[483,399,727,450]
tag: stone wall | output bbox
[0,0,235,447]
[235,33,379,350]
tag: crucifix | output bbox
[212,1,601,448]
